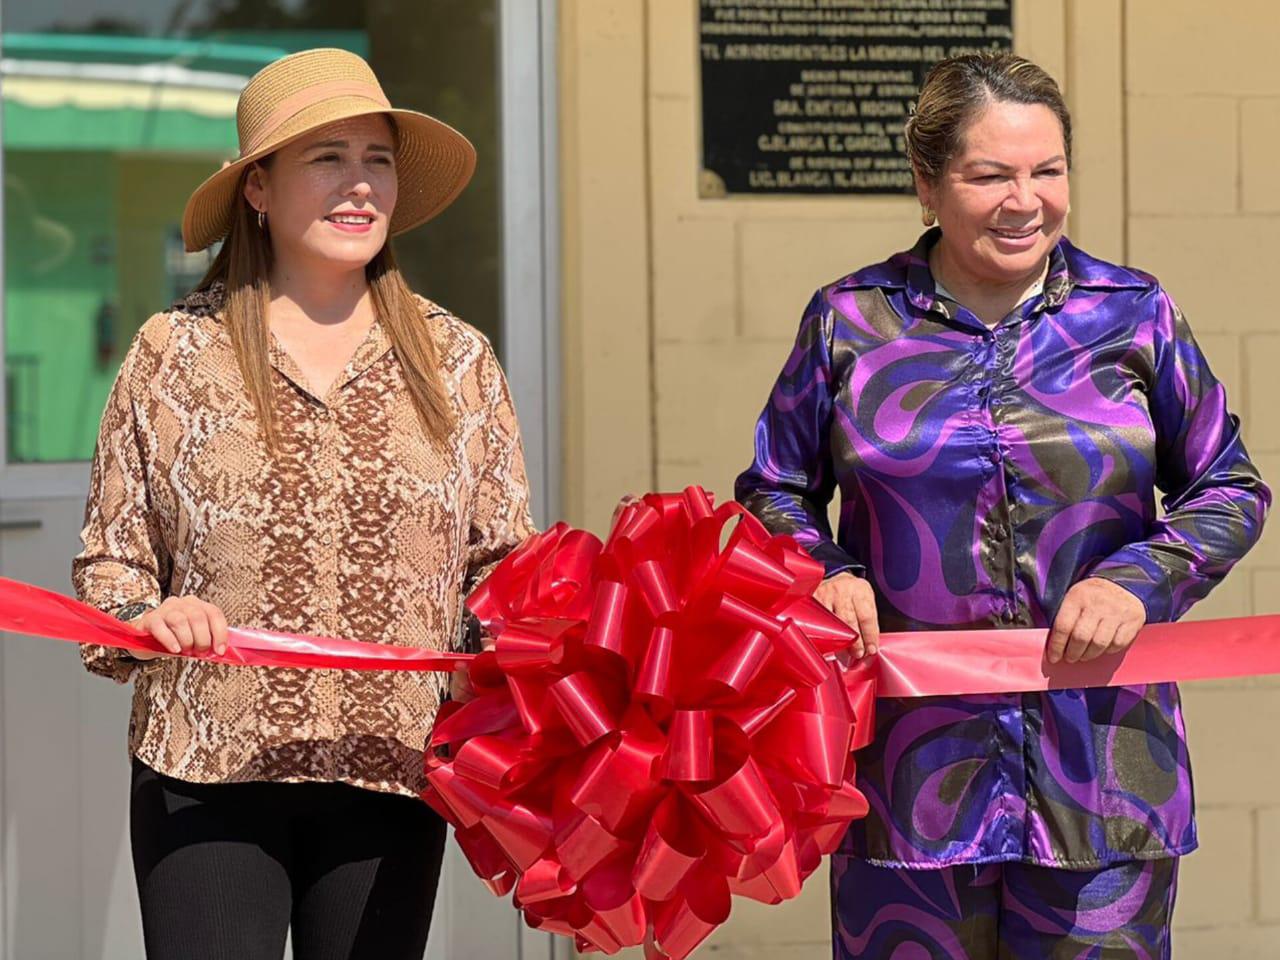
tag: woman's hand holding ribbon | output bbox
[131,596,229,660]
[814,572,879,659]
[1047,577,1146,664]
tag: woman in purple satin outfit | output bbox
[736,53,1270,959]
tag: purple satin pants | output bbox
[831,855,1179,959]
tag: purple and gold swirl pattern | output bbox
[736,231,1269,870]
[831,854,1177,959]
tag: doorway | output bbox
[0,2,560,957]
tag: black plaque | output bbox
[699,0,1014,196]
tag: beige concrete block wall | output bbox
[1126,2,1280,952]
[559,0,654,534]
[559,1,1280,955]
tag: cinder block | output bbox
[656,461,750,512]
[657,460,717,496]
[1184,570,1251,622]
[648,0,697,98]
[1174,807,1253,928]
[1256,806,1280,922]
[654,217,738,343]
[1195,332,1242,399]
[650,87,702,216]
[1128,97,1237,215]
[1182,687,1280,805]
[700,944,830,958]
[1170,924,1280,959]
[1246,336,1280,451]
[1012,0,1067,85]
[560,0,653,535]
[655,340,791,482]
[1128,0,1280,96]
[602,942,828,960]
[701,862,831,950]
[1065,0,1124,261]
[1253,566,1280,615]
[1242,99,1280,213]
[739,217,921,342]
[1129,217,1280,334]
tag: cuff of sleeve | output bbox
[808,540,867,580]
[457,608,486,654]
[73,561,162,614]
[80,643,143,684]
[1086,553,1173,623]
[74,564,165,683]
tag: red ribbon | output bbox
[861,620,1280,697]
[4,485,1280,957]
[0,576,472,672]
[424,489,870,958]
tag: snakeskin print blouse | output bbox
[75,283,534,797]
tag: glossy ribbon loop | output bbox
[430,489,871,958]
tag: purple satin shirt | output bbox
[736,230,1270,868]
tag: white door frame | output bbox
[500,0,561,533]
[432,1,566,957]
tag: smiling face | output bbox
[243,113,398,276]
[917,99,1070,287]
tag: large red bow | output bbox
[423,487,875,958]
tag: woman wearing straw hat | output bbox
[73,48,534,959]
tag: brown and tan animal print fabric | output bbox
[74,282,534,796]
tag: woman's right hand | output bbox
[813,572,880,659]
[130,597,229,660]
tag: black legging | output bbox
[130,757,447,960]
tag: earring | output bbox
[257,209,266,231]
[921,206,937,227]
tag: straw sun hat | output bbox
[181,47,476,252]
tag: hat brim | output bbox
[181,99,477,252]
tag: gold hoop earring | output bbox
[921,207,936,227]
[257,209,266,231]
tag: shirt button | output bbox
[322,533,333,545]
[319,599,332,611]
[320,467,334,480]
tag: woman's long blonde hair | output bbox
[195,165,455,452]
